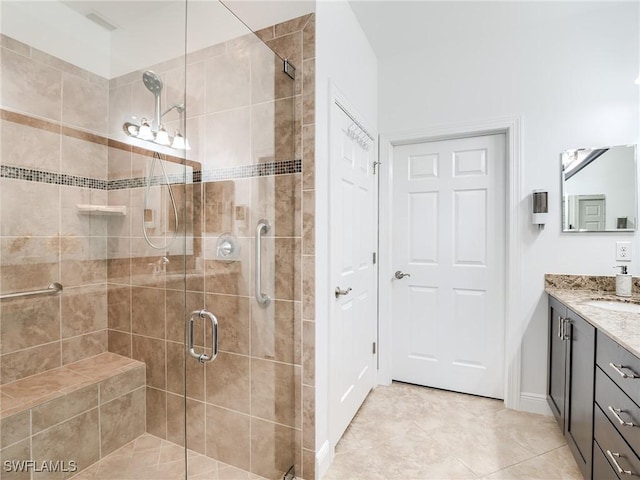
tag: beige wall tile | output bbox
[61,286,107,339]
[60,135,107,180]
[302,385,315,451]
[1,118,60,171]
[250,44,292,104]
[107,285,131,332]
[31,385,98,434]
[100,387,145,456]
[1,48,62,121]
[251,359,297,427]
[205,50,250,114]
[265,33,303,95]
[0,35,31,56]
[251,300,299,364]
[166,290,204,344]
[250,418,296,479]
[252,174,301,238]
[204,293,249,355]
[0,296,60,354]
[0,438,31,480]
[99,365,145,404]
[0,411,30,449]
[302,15,315,60]
[205,351,249,413]
[107,329,131,357]
[302,321,315,387]
[132,335,166,389]
[62,72,108,134]
[62,330,107,365]
[0,180,60,237]
[203,108,250,170]
[302,125,315,190]
[131,286,166,339]
[0,342,61,384]
[302,190,315,257]
[32,409,100,479]
[145,386,167,439]
[186,399,206,455]
[0,237,60,294]
[166,392,185,447]
[302,448,315,480]
[205,404,250,471]
[302,256,315,321]
[108,83,132,138]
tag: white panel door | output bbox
[329,101,377,445]
[391,134,506,398]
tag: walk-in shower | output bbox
[0,0,310,478]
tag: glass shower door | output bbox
[183,2,298,478]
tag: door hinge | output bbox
[373,252,377,264]
[373,161,381,174]
[373,342,376,354]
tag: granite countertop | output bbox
[545,276,640,358]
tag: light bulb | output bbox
[137,118,154,141]
[155,125,171,146]
[171,131,186,150]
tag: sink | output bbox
[584,299,640,313]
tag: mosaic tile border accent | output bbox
[1,159,302,190]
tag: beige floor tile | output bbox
[326,382,578,480]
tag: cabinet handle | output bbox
[558,317,563,338]
[608,406,636,427]
[609,362,640,379]
[606,450,635,476]
[562,318,571,341]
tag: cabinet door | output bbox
[566,309,596,480]
[548,296,567,429]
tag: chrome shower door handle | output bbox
[187,310,218,364]
[255,219,271,307]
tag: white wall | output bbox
[315,1,377,476]
[377,1,639,410]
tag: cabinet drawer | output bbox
[596,331,640,403]
[595,366,640,454]
[593,440,621,480]
[594,404,640,477]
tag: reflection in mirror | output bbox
[561,145,637,232]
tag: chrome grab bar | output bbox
[255,219,271,307]
[0,282,63,300]
[187,310,218,364]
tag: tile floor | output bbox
[70,434,268,480]
[324,382,582,480]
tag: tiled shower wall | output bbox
[104,13,317,480]
[0,11,316,480]
[0,34,111,384]
[256,14,317,480]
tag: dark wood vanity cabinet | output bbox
[548,296,595,479]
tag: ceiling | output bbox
[348,0,626,60]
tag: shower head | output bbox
[142,70,163,97]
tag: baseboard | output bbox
[519,392,552,415]
[316,440,333,480]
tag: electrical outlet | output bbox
[616,241,632,262]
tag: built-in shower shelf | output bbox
[77,204,127,216]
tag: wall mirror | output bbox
[561,144,637,232]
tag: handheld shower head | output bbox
[142,70,163,128]
[142,70,163,96]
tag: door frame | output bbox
[378,116,523,410]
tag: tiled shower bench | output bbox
[0,352,145,479]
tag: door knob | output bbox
[335,286,352,298]
[395,270,411,280]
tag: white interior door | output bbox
[391,134,506,399]
[578,195,605,230]
[329,100,377,445]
